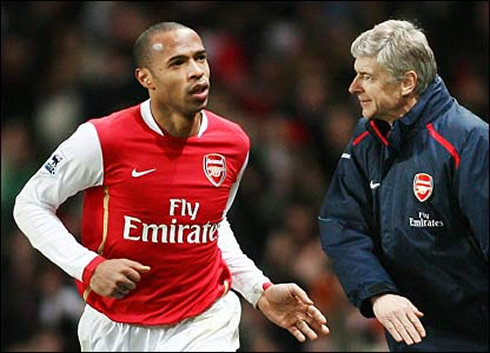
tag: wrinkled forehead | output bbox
[354,57,380,73]
[150,28,205,59]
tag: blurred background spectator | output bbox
[1,1,488,351]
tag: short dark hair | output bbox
[133,22,191,68]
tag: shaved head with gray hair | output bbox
[351,19,437,95]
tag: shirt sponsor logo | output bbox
[123,215,219,244]
[203,153,226,187]
[43,151,65,176]
[122,198,219,244]
[413,173,433,202]
[409,211,444,228]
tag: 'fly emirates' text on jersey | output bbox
[13,100,271,326]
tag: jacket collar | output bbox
[397,75,454,128]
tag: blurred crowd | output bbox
[1,1,488,352]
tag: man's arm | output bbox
[218,217,329,342]
[456,123,489,263]
[13,123,104,281]
[318,138,398,317]
[318,134,425,345]
[13,122,150,299]
[217,152,329,342]
[217,217,271,306]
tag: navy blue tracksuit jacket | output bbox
[319,76,488,351]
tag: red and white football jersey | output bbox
[14,100,270,325]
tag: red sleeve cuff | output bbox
[82,256,106,285]
[262,282,273,291]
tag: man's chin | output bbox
[192,98,208,111]
[362,110,375,119]
[185,103,208,117]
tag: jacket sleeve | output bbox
[318,135,399,318]
[455,123,489,263]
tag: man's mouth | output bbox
[189,82,209,95]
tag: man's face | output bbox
[348,57,405,122]
[147,28,210,117]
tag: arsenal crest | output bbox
[413,173,433,202]
[203,154,226,187]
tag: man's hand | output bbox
[257,283,330,342]
[372,293,426,345]
[90,259,151,299]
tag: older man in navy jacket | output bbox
[319,19,488,352]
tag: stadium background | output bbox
[1,1,488,351]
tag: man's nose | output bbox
[348,77,361,94]
[188,60,204,78]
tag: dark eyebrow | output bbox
[168,50,207,64]
[167,55,187,64]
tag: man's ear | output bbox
[401,71,417,96]
[135,68,153,89]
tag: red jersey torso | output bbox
[77,104,250,325]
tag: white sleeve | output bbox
[218,152,271,308]
[13,122,104,281]
[218,218,271,307]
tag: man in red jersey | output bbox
[13,22,329,351]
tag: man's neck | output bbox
[150,101,201,138]
[384,95,419,125]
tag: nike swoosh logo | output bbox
[131,168,156,178]
[370,181,381,189]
